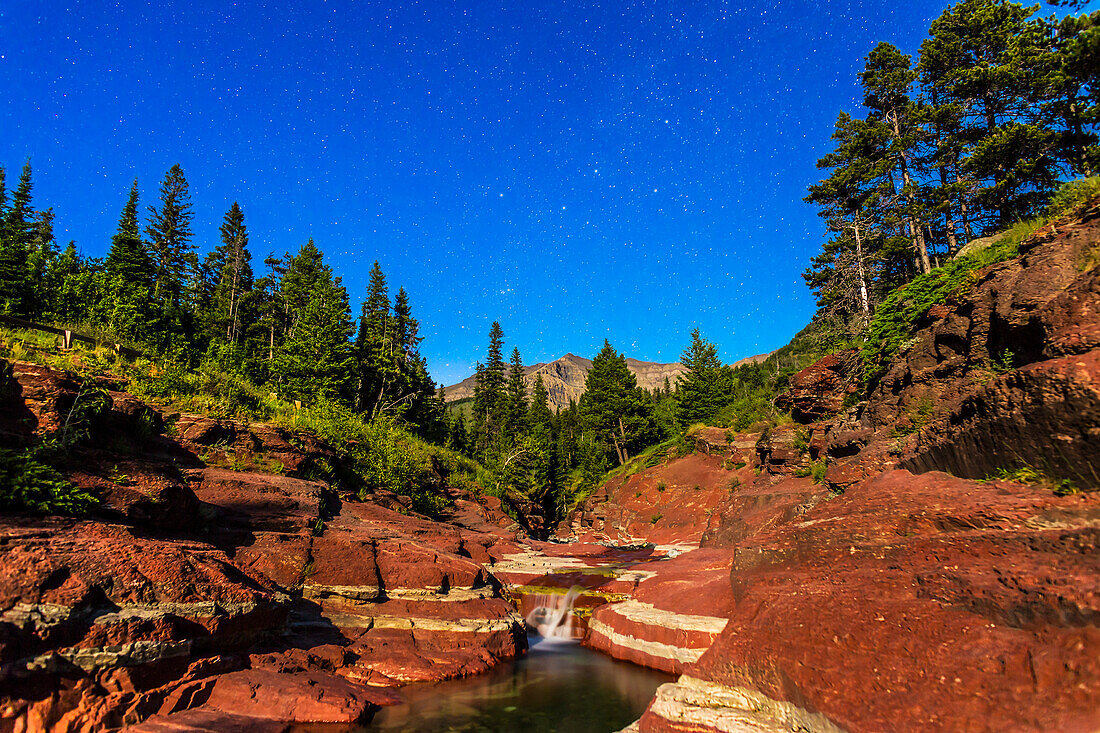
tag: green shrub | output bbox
[986,465,1079,496]
[1044,176,1100,219]
[282,401,453,518]
[0,449,98,515]
[862,235,1022,382]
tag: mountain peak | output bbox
[444,353,682,410]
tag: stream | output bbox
[359,635,673,733]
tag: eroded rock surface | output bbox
[3,197,1099,732]
[579,198,1100,732]
[0,367,526,732]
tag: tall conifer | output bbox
[145,164,196,303]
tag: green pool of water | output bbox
[363,636,673,733]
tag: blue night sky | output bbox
[0,0,1007,385]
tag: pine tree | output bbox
[473,321,507,430]
[0,168,6,235]
[529,374,554,433]
[51,242,86,323]
[204,202,253,345]
[281,240,329,336]
[5,161,35,248]
[919,0,1059,227]
[145,164,196,303]
[0,161,34,314]
[26,208,59,319]
[676,329,728,425]
[1043,11,1100,177]
[525,373,559,521]
[254,253,290,366]
[393,287,422,362]
[103,180,153,339]
[106,181,151,288]
[391,286,422,402]
[919,78,974,253]
[805,109,920,326]
[580,340,655,465]
[861,42,933,273]
[273,259,354,402]
[387,290,440,433]
[354,261,400,417]
[503,347,528,441]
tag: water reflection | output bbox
[361,635,672,733]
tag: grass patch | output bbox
[985,465,1079,496]
[603,437,677,482]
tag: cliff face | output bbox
[445,351,771,411]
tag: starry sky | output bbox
[1,0,996,385]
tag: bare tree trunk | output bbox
[616,417,630,465]
[939,164,959,255]
[852,221,871,318]
[958,170,975,242]
[892,111,931,274]
[227,236,243,343]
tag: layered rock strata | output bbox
[580,198,1100,732]
[0,370,527,732]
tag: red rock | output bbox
[125,708,292,733]
[585,550,734,674]
[774,351,857,423]
[902,349,1100,489]
[197,668,388,723]
[5,361,86,435]
[682,470,1100,732]
[561,451,744,545]
[754,424,811,476]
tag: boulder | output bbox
[774,351,857,423]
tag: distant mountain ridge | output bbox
[443,351,772,411]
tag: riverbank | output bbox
[2,196,1099,732]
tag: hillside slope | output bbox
[554,195,1100,732]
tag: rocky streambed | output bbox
[3,198,1100,732]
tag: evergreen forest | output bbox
[1,0,1097,529]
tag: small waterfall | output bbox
[524,586,582,640]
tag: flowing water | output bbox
[523,586,584,639]
[360,635,673,733]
